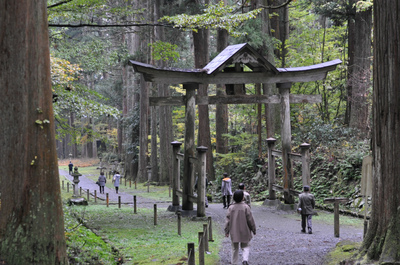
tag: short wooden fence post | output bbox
[133,196,137,214]
[118,196,121,208]
[106,193,109,207]
[87,189,89,201]
[62,180,64,190]
[67,182,69,193]
[94,190,97,203]
[203,224,209,252]
[177,212,182,236]
[208,217,214,242]
[187,243,195,265]
[154,204,157,225]
[198,232,205,265]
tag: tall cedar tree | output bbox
[0,1,68,264]
[361,0,400,263]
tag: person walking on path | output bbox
[298,185,315,234]
[225,190,256,265]
[68,161,73,175]
[98,171,107,194]
[221,172,233,208]
[113,171,121,194]
[238,183,251,208]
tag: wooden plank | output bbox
[149,94,322,107]
[324,197,349,204]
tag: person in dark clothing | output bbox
[68,161,73,175]
[98,172,107,194]
[297,185,315,234]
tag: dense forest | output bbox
[3,0,400,264]
[49,0,372,205]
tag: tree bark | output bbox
[360,1,400,263]
[193,22,214,180]
[347,0,372,135]
[0,1,68,263]
[215,26,229,161]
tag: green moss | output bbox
[324,240,361,265]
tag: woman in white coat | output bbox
[113,171,121,194]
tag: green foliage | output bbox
[48,0,144,25]
[286,0,348,123]
[161,1,262,37]
[148,41,180,62]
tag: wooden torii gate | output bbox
[130,43,341,212]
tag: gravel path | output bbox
[60,170,363,265]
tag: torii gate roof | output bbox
[129,43,341,85]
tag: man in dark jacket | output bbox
[297,185,315,234]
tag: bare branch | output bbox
[47,0,74,9]
[260,0,292,9]
[48,22,171,28]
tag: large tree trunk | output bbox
[346,0,372,135]
[360,1,400,263]
[153,0,173,185]
[215,26,229,163]
[0,1,68,263]
[193,25,214,181]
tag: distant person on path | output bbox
[225,190,256,265]
[298,185,315,234]
[238,183,251,208]
[113,171,121,194]
[221,172,232,208]
[68,161,73,175]
[98,172,107,194]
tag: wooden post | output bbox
[134,195,137,214]
[203,224,209,252]
[267,138,277,200]
[182,84,197,211]
[324,197,349,237]
[208,217,214,242]
[67,182,69,193]
[62,180,64,190]
[177,212,182,236]
[106,193,109,207]
[171,141,182,208]
[118,196,121,208]
[147,165,151,193]
[187,243,195,265]
[94,190,97,203]
[300,143,311,187]
[154,204,157,226]
[80,186,82,196]
[197,146,208,217]
[198,232,205,265]
[87,189,89,201]
[278,83,294,204]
